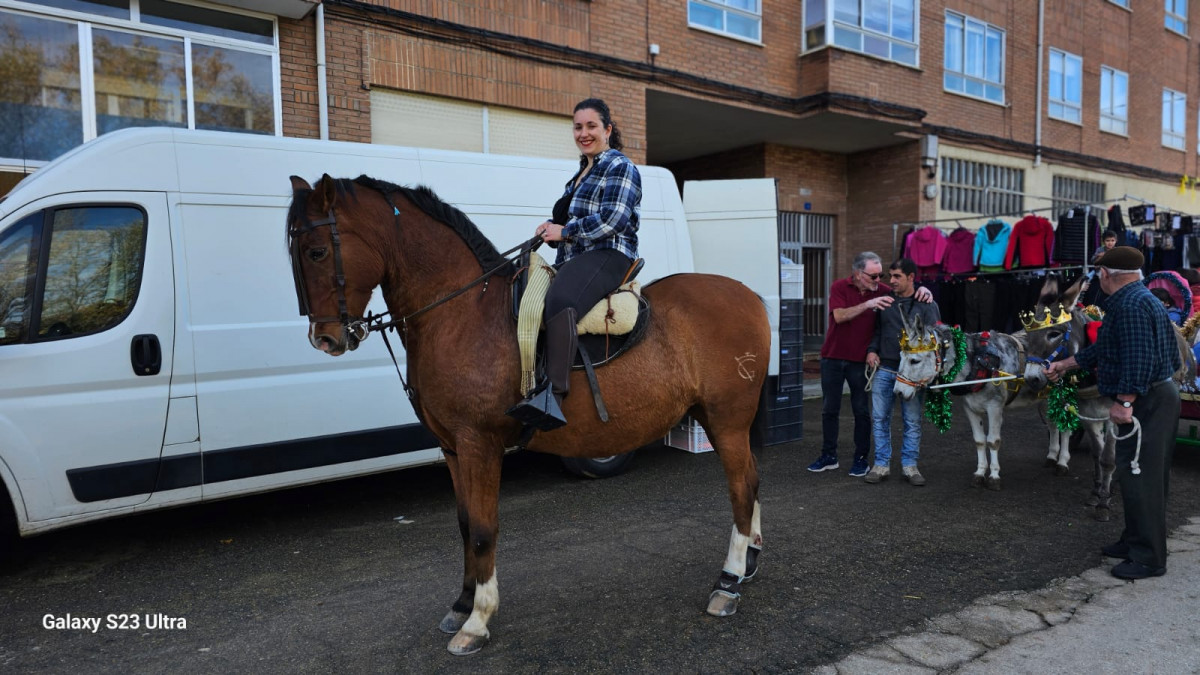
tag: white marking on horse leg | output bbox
[459,573,499,638]
[1046,428,1061,462]
[975,446,987,477]
[751,501,762,547]
[1057,430,1071,467]
[988,441,1001,479]
[722,524,751,579]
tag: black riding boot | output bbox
[545,307,578,411]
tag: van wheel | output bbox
[0,486,22,568]
[561,451,637,479]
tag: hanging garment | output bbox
[962,279,995,332]
[907,226,948,268]
[943,227,977,274]
[1182,216,1195,235]
[1107,205,1127,241]
[1053,211,1100,266]
[974,219,1011,269]
[897,226,915,259]
[1004,214,1054,269]
[1128,204,1156,226]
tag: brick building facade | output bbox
[2,0,1198,342]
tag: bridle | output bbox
[896,329,947,389]
[1025,320,1073,369]
[289,208,369,344]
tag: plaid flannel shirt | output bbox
[1074,281,1180,396]
[553,149,640,264]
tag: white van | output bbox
[0,128,784,539]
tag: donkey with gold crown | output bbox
[1022,273,1195,520]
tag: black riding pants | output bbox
[546,248,633,321]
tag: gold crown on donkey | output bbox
[899,329,939,353]
[1019,303,1072,331]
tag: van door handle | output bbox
[131,334,162,376]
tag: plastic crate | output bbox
[780,263,803,299]
[779,302,802,330]
[665,417,713,454]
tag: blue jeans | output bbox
[870,367,924,468]
[820,358,869,460]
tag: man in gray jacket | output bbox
[864,258,941,486]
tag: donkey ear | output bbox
[290,175,312,192]
[315,174,338,212]
[912,312,925,336]
[1037,272,1061,308]
[1060,275,1085,309]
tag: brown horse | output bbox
[286,174,769,655]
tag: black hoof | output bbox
[984,476,1001,491]
[1043,458,1058,468]
[1093,506,1113,523]
[742,544,762,582]
[1053,465,1070,477]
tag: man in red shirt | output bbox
[809,251,932,476]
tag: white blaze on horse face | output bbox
[459,573,499,638]
[722,525,751,579]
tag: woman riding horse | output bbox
[518,98,641,429]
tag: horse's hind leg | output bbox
[965,408,988,486]
[1089,426,1117,522]
[704,426,761,618]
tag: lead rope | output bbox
[864,362,878,392]
[1073,411,1144,475]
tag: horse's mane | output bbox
[352,175,512,274]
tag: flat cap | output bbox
[1096,245,1144,271]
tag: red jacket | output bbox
[1004,215,1054,269]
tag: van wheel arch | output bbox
[0,481,21,566]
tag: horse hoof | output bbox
[971,475,985,487]
[985,477,1001,491]
[1043,458,1057,468]
[1054,465,1069,477]
[1093,507,1113,523]
[438,609,469,635]
[706,590,740,617]
[447,630,488,656]
[1084,495,1101,507]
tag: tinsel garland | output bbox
[1047,369,1091,433]
[923,326,969,434]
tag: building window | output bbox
[940,158,1025,215]
[1052,176,1106,219]
[943,11,1005,104]
[802,0,918,67]
[689,0,761,42]
[1166,0,1188,34]
[0,2,279,168]
[1048,49,1082,124]
[1099,66,1128,135]
[1108,0,1130,7]
[1163,88,1187,150]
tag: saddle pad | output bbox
[577,281,641,336]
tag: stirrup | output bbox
[505,381,567,431]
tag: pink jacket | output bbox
[907,227,948,268]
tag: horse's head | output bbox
[287,174,383,356]
[1021,274,1085,391]
[895,311,944,401]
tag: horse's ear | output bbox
[315,174,338,212]
[1037,272,1061,308]
[290,175,312,192]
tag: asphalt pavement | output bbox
[1,388,1199,673]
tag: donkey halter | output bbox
[896,328,944,389]
[289,207,369,343]
[1021,304,1074,368]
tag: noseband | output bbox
[289,208,369,342]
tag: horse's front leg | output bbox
[439,452,476,635]
[1050,428,1071,476]
[444,444,504,656]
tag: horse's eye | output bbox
[1048,330,1062,340]
[307,247,328,262]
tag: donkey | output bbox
[894,313,1030,490]
[1023,274,1196,520]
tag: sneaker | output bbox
[848,457,869,477]
[1110,559,1166,580]
[863,465,890,484]
[807,454,839,473]
[903,466,926,486]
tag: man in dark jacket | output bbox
[864,258,941,486]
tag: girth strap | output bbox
[578,343,610,423]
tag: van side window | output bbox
[0,214,39,345]
[35,206,146,340]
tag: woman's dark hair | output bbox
[1177,267,1200,285]
[574,98,623,151]
[1150,287,1174,307]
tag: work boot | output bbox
[903,465,926,486]
[863,465,890,484]
[544,307,578,414]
